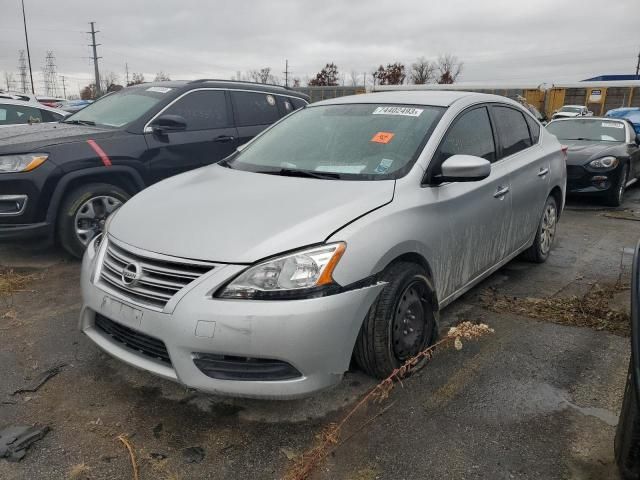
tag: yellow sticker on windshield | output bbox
[371,131,395,144]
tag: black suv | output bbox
[0,80,309,257]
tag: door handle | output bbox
[537,167,549,177]
[214,135,235,143]
[493,186,510,198]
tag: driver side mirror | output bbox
[151,114,187,134]
[438,154,491,182]
[636,133,640,146]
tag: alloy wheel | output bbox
[74,195,122,246]
[539,202,557,256]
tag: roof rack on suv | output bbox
[187,79,290,90]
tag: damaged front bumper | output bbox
[79,237,385,399]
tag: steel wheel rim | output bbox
[392,280,429,361]
[539,203,557,255]
[74,195,122,246]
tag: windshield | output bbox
[64,87,169,128]
[560,106,581,113]
[225,104,445,180]
[547,119,626,142]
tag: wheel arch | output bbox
[380,251,439,311]
[46,166,145,227]
[549,185,564,218]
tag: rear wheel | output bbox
[57,183,130,258]
[615,361,640,479]
[523,195,558,263]
[354,262,438,379]
[605,163,628,207]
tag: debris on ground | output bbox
[117,434,140,480]
[0,269,39,299]
[602,210,640,222]
[11,363,66,396]
[0,425,50,462]
[183,446,205,464]
[68,463,91,480]
[480,282,630,336]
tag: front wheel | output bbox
[523,195,558,263]
[615,361,640,479]
[57,183,130,258]
[354,262,438,379]
[605,163,628,207]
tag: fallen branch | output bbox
[283,321,493,480]
[117,434,140,480]
[11,363,66,396]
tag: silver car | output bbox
[79,91,566,399]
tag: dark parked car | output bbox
[616,240,640,479]
[546,117,640,206]
[0,80,309,257]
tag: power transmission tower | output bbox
[43,51,58,96]
[18,51,28,93]
[61,75,67,99]
[88,22,102,97]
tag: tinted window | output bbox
[290,97,307,110]
[278,97,294,117]
[232,91,280,126]
[525,115,541,143]
[0,104,42,125]
[492,106,532,157]
[163,90,229,131]
[40,109,63,122]
[436,107,496,164]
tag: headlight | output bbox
[0,153,48,173]
[589,156,618,169]
[217,242,346,300]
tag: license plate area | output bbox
[100,296,143,328]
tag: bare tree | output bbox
[410,57,435,84]
[308,63,339,86]
[349,71,359,86]
[154,71,171,82]
[128,72,145,86]
[4,72,15,91]
[436,54,463,84]
[247,67,276,84]
[292,77,301,87]
[80,84,98,100]
[373,63,406,85]
[101,71,121,93]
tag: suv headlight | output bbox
[217,243,346,300]
[0,153,48,173]
[589,156,618,169]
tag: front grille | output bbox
[99,238,215,310]
[193,353,302,381]
[95,313,171,364]
[567,165,586,180]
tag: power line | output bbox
[88,21,102,97]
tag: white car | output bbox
[552,105,593,120]
[0,98,68,127]
[0,91,39,103]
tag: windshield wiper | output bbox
[62,119,96,126]
[258,168,341,180]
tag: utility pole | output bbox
[18,50,27,93]
[61,75,67,99]
[636,48,640,79]
[88,22,102,97]
[125,62,129,86]
[283,59,289,88]
[20,0,35,93]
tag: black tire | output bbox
[522,195,558,264]
[57,183,130,258]
[354,262,438,379]
[605,163,628,207]
[615,361,640,480]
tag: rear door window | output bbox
[162,90,230,131]
[492,106,533,158]
[0,104,43,125]
[231,91,280,126]
[290,97,307,110]
[525,115,541,143]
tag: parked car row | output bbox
[0,89,93,116]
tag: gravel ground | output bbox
[1,186,639,480]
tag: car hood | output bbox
[0,122,115,154]
[554,112,579,118]
[109,165,395,263]
[564,140,626,165]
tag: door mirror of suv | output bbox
[439,154,491,182]
[635,133,640,146]
[152,114,187,133]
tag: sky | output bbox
[0,0,638,97]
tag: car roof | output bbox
[0,97,69,114]
[127,79,309,100]
[560,105,585,108]
[550,116,623,122]
[312,90,511,107]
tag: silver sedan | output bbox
[79,91,566,399]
